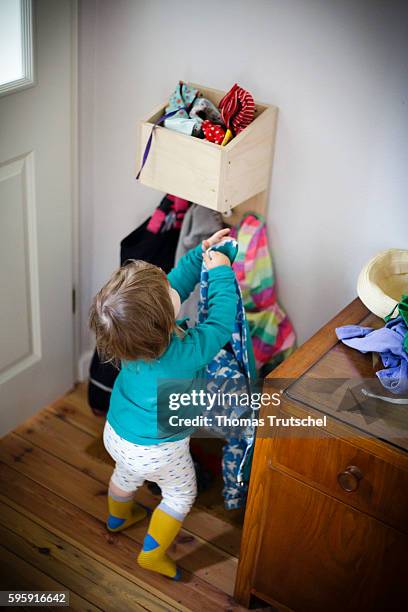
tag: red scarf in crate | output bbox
[219,84,255,139]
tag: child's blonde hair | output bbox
[89,260,178,364]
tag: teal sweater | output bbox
[107,244,238,445]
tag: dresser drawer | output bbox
[270,406,408,533]
[252,467,408,612]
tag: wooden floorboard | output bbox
[54,384,243,539]
[0,544,101,611]
[0,433,237,599]
[0,385,248,612]
[0,462,242,611]
[0,502,169,612]
[15,405,242,557]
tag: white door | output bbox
[0,0,76,435]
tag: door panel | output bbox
[0,0,75,434]
[0,154,40,379]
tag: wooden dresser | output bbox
[235,299,408,611]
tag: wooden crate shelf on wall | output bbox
[137,83,278,221]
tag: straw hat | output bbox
[357,249,408,319]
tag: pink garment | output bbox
[147,194,189,234]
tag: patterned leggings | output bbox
[103,422,197,520]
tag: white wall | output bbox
[78,0,408,359]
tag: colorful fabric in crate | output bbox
[189,97,224,132]
[232,213,296,375]
[164,81,224,137]
[198,237,256,509]
[218,83,255,144]
[164,81,200,136]
[202,120,226,144]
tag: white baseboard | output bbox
[78,349,93,382]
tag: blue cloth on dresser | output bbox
[336,316,408,395]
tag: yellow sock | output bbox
[107,495,147,532]
[137,508,182,580]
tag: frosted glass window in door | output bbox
[0,0,33,96]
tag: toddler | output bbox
[89,228,238,580]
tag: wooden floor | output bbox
[0,384,250,612]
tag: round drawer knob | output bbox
[337,465,363,492]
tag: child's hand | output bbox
[203,250,231,269]
[202,228,230,251]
